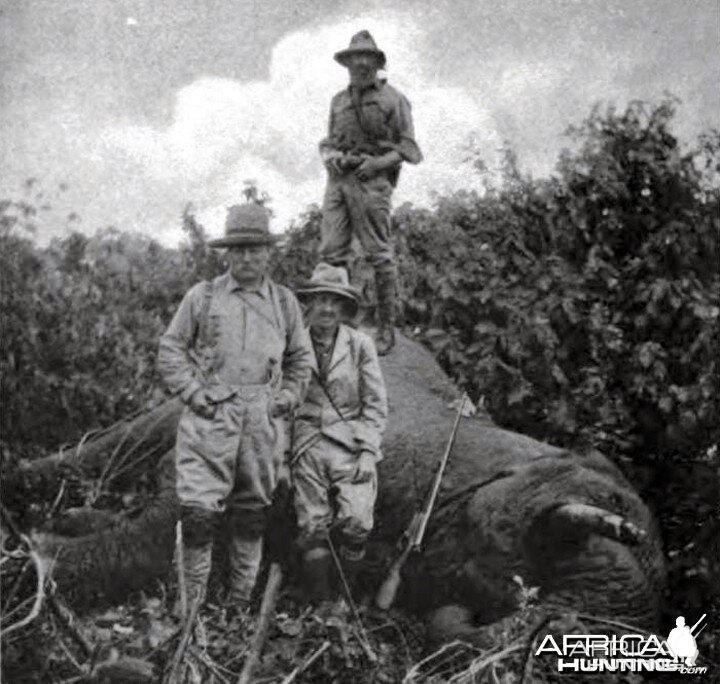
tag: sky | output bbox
[1,0,718,245]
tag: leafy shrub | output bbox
[0,202,224,451]
[395,100,719,464]
[269,205,323,287]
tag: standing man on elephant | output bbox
[158,204,313,615]
[291,263,387,602]
[319,30,423,355]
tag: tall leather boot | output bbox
[176,506,216,619]
[338,542,366,600]
[226,504,267,613]
[302,546,333,603]
[374,265,397,355]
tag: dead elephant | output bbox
[374,336,665,644]
[16,332,665,641]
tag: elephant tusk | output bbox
[551,503,647,545]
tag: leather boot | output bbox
[302,546,333,603]
[374,266,397,355]
[175,507,216,619]
[338,543,365,600]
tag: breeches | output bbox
[292,436,377,549]
[319,173,394,268]
[175,385,283,520]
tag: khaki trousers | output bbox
[292,436,377,550]
[319,172,394,269]
[175,383,283,603]
[175,384,282,514]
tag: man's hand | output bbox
[355,151,401,181]
[188,388,216,419]
[276,461,291,489]
[353,451,376,484]
[354,156,386,181]
[322,150,346,175]
[269,392,293,418]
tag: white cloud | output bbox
[3,1,717,246]
[93,12,504,244]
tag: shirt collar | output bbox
[224,272,271,298]
[310,326,339,349]
[348,79,381,95]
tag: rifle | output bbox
[375,394,467,610]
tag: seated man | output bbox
[292,263,388,601]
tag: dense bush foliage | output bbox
[1,99,717,644]
[0,201,225,452]
[397,100,719,463]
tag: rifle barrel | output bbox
[413,395,466,547]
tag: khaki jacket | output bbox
[293,324,387,459]
[158,273,312,410]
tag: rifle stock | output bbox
[375,538,414,610]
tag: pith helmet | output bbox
[296,262,360,315]
[208,204,280,248]
[334,30,386,68]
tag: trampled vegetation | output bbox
[1,99,718,681]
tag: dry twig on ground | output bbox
[279,639,331,684]
[165,594,202,683]
[0,534,49,638]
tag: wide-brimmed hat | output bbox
[296,263,360,315]
[208,204,281,248]
[334,30,386,68]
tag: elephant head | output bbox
[375,335,666,639]
[452,453,664,624]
